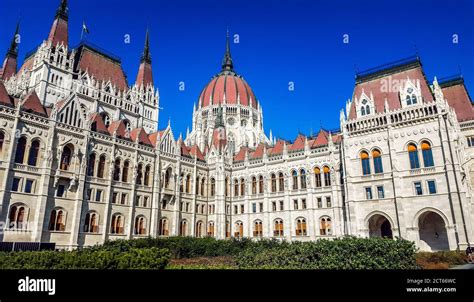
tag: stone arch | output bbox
[415,208,450,251]
[365,211,394,239]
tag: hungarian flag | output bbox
[82,21,90,34]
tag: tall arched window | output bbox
[271,173,277,192]
[320,217,332,236]
[60,145,73,170]
[195,221,203,237]
[408,143,420,169]
[201,178,205,196]
[197,177,201,195]
[296,218,307,236]
[207,221,215,236]
[234,221,243,238]
[314,167,322,187]
[240,178,245,196]
[113,159,121,181]
[210,178,216,197]
[27,140,40,166]
[252,177,257,195]
[84,212,99,233]
[323,166,331,186]
[292,170,298,190]
[97,155,106,178]
[48,208,65,231]
[421,141,434,167]
[122,161,129,182]
[186,175,191,193]
[274,219,284,237]
[0,132,4,154]
[179,220,188,236]
[234,179,239,197]
[164,168,171,188]
[361,151,371,175]
[144,165,151,186]
[14,137,27,164]
[361,106,366,116]
[159,218,169,236]
[134,216,146,235]
[253,220,263,237]
[278,172,285,191]
[8,205,26,230]
[179,173,184,192]
[136,164,143,185]
[110,214,124,234]
[300,169,307,189]
[87,153,96,176]
[372,149,383,174]
[259,176,264,194]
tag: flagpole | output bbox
[81,21,84,41]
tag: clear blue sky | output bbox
[1,0,473,140]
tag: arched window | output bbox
[226,221,231,238]
[113,159,121,181]
[27,140,40,166]
[361,151,371,175]
[314,167,322,187]
[300,169,307,189]
[179,220,188,236]
[0,132,4,154]
[323,166,331,186]
[48,208,65,231]
[134,216,146,235]
[240,178,245,196]
[14,137,27,164]
[292,170,298,190]
[320,217,332,236]
[253,220,263,237]
[408,143,420,169]
[234,221,243,238]
[274,219,284,237]
[201,178,205,196]
[197,177,201,195]
[97,155,106,178]
[60,145,73,170]
[207,221,215,236]
[164,168,171,188]
[406,95,412,105]
[195,221,203,237]
[84,212,99,233]
[259,176,264,194]
[210,178,216,197]
[136,164,143,185]
[234,179,239,197]
[361,106,366,116]
[179,173,184,192]
[8,205,27,230]
[252,177,257,195]
[100,112,111,127]
[186,175,191,193]
[110,214,124,234]
[225,177,229,197]
[122,161,129,182]
[366,105,370,114]
[278,172,285,191]
[159,218,169,236]
[421,141,434,167]
[411,95,417,104]
[296,218,307,236]
[144,165,151,186]
[87,153,96,176]
[271,173,277,192]
[372,149,383,174]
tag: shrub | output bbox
[235,236,419,269]
[416,251,466,269]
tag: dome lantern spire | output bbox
[221,29,233,71]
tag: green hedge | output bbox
[235,237,419,269]
[0,247,170,269]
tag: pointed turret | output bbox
[212,105,227,151]
[221,29,233,71]
[135,29,154,88]
[0,22,20,81]
[48,0,69,46]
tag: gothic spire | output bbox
[221,29,233,71]
[0,22,20,81]
[7,22,20,57]
[55,0,69,21]
[141,28,152,64]
[48,0,69,46]
[136,29,154,87]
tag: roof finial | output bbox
[7,21,20,57]
[141,28,152,64]
[55,0,68,21]
[221,28,233,71]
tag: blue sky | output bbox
[1,0,473,140]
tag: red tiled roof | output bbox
[181,142,191,157]
[0,55,17,81]
[199,72,258,109]
[136,62,153,88]
[348,64,434,120]
[0,81,14,107]
[441,81,474,122]
[75,46,128,91]
[130,127,152,146]
[211,127,227,150]
[289,135,305,151]
[89,113,109,134]
[48,17,68,46]
[17,56,34,77]
[233,147,248,161]
[251,143,265,159]
[189,144,205,161]
[108,120,127,138]
[268,140,286,155]
[21,91,47,116]
[148,130,165,148]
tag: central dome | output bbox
[198,71,258,109]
